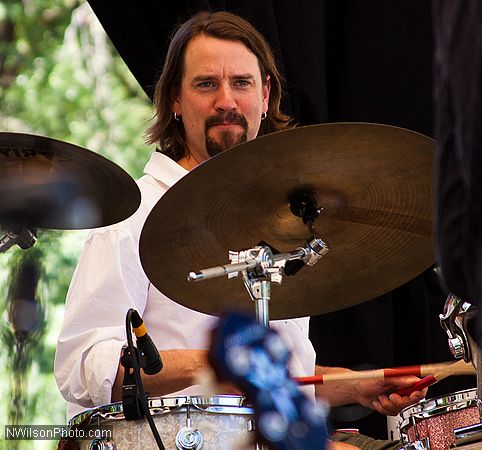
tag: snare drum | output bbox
[398,388,481,449]
[69,395,256,449]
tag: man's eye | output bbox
[234,80,251,86]
[198,81,215,88]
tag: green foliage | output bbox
[0,1,155,448]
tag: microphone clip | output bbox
[120,346,147,421]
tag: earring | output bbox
[261,111,267,120]
[174,112,180,121]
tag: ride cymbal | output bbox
[0,132,140,230]
[140,123,435,319]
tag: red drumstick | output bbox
[394,375,438,397]
[294,359,474,386]
[393,360,468,396]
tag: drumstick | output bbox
[294,359,475,385]
[394,375,438,396]
[394,359,470,396]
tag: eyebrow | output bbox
[191,73,256,83]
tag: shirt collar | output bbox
[143,151,188,188]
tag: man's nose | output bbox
[215,84,237,111]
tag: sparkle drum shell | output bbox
[398,388,480,450]
[69,395,256,450]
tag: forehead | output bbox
[182,34,262,78]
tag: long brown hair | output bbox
[145,11,292,161]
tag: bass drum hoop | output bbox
[69,394,253,427]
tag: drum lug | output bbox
[175,426,204,450]
[449,336,469,360]
[89,438,116,450]
[401,437,430,449]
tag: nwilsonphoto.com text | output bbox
[4,425,112,440]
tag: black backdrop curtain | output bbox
[87,0,474,438]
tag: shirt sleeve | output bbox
[54,225,150,409]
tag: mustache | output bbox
[204,112,248,131]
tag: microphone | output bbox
[9,259,42,338]
[131,311,163,375]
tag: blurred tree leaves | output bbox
[1,0,152,174]
[0,0,154,447]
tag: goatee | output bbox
[204,111,248,157]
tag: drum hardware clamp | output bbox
[439,293,474,362]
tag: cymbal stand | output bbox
[188,238,329,326]
[190,237,328,450]
[440,293,482,446]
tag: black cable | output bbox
[125,309,165,450]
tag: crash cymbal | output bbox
[0,132,140,230]
[140,123,435,319]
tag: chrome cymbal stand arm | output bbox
[237,238,329,327]
[188,238,329,327]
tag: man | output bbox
[433,1,482,344]
[55,11,425,448]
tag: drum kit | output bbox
[0,124,480,449]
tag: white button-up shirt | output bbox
[54,151,316,420]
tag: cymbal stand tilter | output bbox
[188,191,329,326]
[439,293,475,363]
[0,228,37,253]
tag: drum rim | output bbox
[398,387,477,429]
[69,394,252,427]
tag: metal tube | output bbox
[188,260,258,281]
[255,281,270,328]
